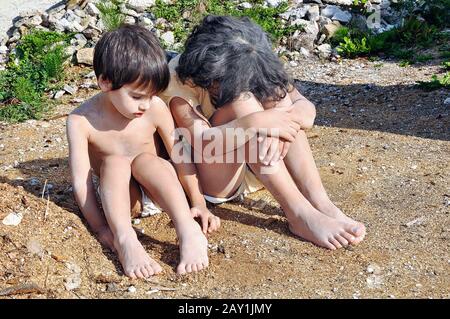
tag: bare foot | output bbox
[95,225,116,252]
[313,199,366,245]
[286,204,364,250]
[176,220,209,275]
[114,230,162,279]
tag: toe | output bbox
[126,269,137,279]
[134,268,145,279]
[185,264,193,273]
[140,266,150,278]
[329,238,342,249]
[335,234,349,247]
[144,264,154,276]
[340,231,356,244]
[177,263,187,275]
[196,263,204,271]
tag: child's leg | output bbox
[282,130,366,244]
[131,153,208,275]
[99,155,162,279]
[245,145,361,250]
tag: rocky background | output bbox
[0,0,407,71]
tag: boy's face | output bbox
[99,77,154,119]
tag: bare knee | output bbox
[100,155,131,176]
[131,153,175,176]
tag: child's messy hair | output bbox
[176,15,292,108]
[94,24,169,94]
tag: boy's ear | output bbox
[97,75,112,92]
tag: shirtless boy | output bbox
[66,24,219,279]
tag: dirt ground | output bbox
[0,55,449,299]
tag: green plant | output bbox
[443,61,450,70]
[0,30,70,122]
[337,36,371,58]
[97,0,126,31]
[152,0,299,49]
[417,72,450,91]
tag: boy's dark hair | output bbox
[176,15,292,108]
[94,24,169,94]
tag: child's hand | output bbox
[190,206,221,235]
[248,105,301,142]
[257,136,291,166]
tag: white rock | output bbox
[316,43,332,59]
[321,5,352,23]
[0,45,7,54]
[300,47,310,57]
[444,97,450,106]
[86,3,100,16]
[366,263,382,275]
[127,0,155,13]
[64,84,77,95]
[161,31,175,46]
[76,47,94,65]
[53,90,65,99]
[239,2,253,9]
[2,212,23,226]
[128,285,137,293]
[64,274,81,291]
[366,274,383,289]
[265,0,283,7]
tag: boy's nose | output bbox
[139,103,150,111]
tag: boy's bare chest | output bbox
[88,122,157,159]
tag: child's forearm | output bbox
[72,183,107,232]
[171,161,207,207]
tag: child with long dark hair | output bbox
[160,15,366,250]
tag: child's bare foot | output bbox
[286,205,364,250]
[313,199,366,245]
[176,221,209,275]
[95,225,116,252]
[114,230,162,279]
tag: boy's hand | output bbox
[190,206,221,235]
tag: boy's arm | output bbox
[153,100,220,233]
[66,114,106,233]
[152,99,206,207]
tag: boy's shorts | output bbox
[91,173,162,217]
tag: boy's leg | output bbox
[282,130,365,244]
[131,153,208,275]
[99,155,162,279]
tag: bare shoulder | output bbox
[66,97,97,137]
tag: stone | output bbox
[127,0,155,13]
[316,43,332,59]
[321,5,352,23]
[265,0,283,7]
[322,0,353,5]
[444,97,450,106]
[161,31,175,46]
[2,212,23,226]
[322,20,342,39]
[300,47,310,57]
[76,47,94,65]
[280,7,308,21]
[86,3,100,16]
[307,5,320,21]
[53,90,66,99]
[290,20,319,51]
[63,84,77,95]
